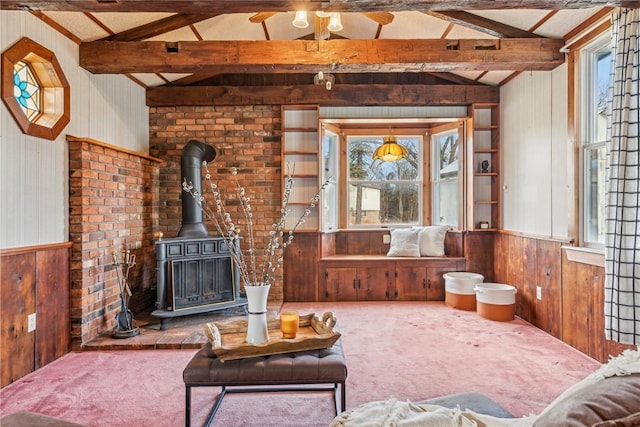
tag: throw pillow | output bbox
[532,374,640,427]
[413,225,448,256]
[387,228,421,257]
[592,412,640,427]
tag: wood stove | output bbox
[152,140,247,329]
[153,236,246,329]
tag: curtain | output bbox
[605,8,640,346]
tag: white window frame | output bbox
[431,128,460,228]
[579,33,611,248]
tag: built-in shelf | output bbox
[467,103,500,231]
[281,105,320,232]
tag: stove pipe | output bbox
[177,140,216,238]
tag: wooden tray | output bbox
[203,312,340,362]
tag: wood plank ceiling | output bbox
[1,1,628,106]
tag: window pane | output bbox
[14,61,41,121]
[585,145,606,244]
[349,137,419,182]
[432,130,459,227]
[595,51,611,143]
[348,182,420,225]
[435,179,459,226]
[347,136,421,227]
[322,130,339,231]
[581,36,610,247]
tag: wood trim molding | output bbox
[562,245,605,267]
[0,241,72,256]
[66,135,164,163]
[497,229,573,245]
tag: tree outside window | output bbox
[347,136,421,227]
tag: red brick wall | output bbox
[68,137,160,346]
[148,105,284,301]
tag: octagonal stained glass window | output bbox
[2,37,70,140]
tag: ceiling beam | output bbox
[425,11,540,38]
[80,38,565,74]
[1,1,633,13]
[101,14,220,41]
[146,84,499,107]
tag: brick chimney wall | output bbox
[148,105,284,302]
[68,137,160,347]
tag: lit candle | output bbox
[280,310,299,339]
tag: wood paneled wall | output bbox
[494,233,563,339]
[0,243,71,387]
[494,232,634,362]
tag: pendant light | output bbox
[372,135,408,162]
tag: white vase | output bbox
[244,284,270,345]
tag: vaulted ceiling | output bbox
[1,1,628,106]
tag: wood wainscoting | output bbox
[494,232,634,362]
[0,242,72,387]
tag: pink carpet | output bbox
[1,302,601,426]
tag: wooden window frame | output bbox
[2,37,70,140]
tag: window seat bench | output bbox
[318,255,466,302]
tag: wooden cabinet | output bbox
[467,103,500,231]
[281,105,320,232]
[319,257,465,302]
[395,260,465,301]
[321,262,392,302]
[394,266,427,300]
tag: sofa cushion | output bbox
[532,373,640,427]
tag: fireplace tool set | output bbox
[112,250,140,338]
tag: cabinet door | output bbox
[395,267,427,301]
[358,267,392,301]
[426,266,448,301]
[322,267,358,302]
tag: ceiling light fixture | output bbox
[327,13,343,32]
[292,11,309,28]
[314,71,334,90]
[373,135,409,162]
[292,11,343,39]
